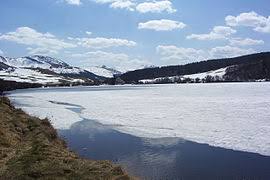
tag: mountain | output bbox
[0,55,105,85]
[85,65,122,78]
[116,52,270,84]
[1,52,270,87]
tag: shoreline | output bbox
[7,82,270,156]
[1,78,270,95]
[0,96,132,179]
[2,84,270,179]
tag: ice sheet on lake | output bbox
[8,83,270,156]
[8,94,83,128]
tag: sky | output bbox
[0,0,270,71]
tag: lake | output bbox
[8,83,270,179]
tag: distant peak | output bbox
[27,55,59,61]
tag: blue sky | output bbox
[0,0,270,71]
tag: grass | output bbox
[0,96,132,180]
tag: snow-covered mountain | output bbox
[0,55,85,74]
[0,55,103,85]
[85,65,122,78]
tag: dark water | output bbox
[9,85,270,179]
[59,119,270,180]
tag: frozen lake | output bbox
[8,83,270,157]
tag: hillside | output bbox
[85,65,122,78]
[2,52,270,86]
[117,52,270,84]
[0,96,131,179]
[0,55,105,85]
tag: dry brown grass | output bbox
[0,96,133,180]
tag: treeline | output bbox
[140,75,227,84]
[118,52,270,83]
[224,59,270,81]
[0,79,42,94]
[0,79,103,94]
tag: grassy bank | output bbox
[0,96,131,180]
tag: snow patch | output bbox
[183,67,227,79]
[85,66,122,78]
[140,67,227,83]
[0,67,85,84]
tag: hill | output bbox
[85,65,122,78]
[0,55,106,85]
[117,52,270,84]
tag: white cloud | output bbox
[226,11,270,33]
[64,0,81,5]
[93,0,135,11]
[187,26,236,41]
[71,50,151,71]
[186,24,264,47]
[27,47,58,55]
[93,0,116,3]
[255,24,270,33]
[138,19,186,31]
[93,0,177,13]
[0,49,3,55]
[0,27,76,54]
[229,38,264,46]
[72,50,129,61]
[110,0,135,11]
[74,37,137,49]
[156,45,208,64]
[210,46,255,59]
[136,0,176,14]
[156,45,255,64]
[86,31,92,35]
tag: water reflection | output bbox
[59,119,270,180]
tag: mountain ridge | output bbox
[1,52,270,86]
[0,55,106,85]
[116,52,270,84]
